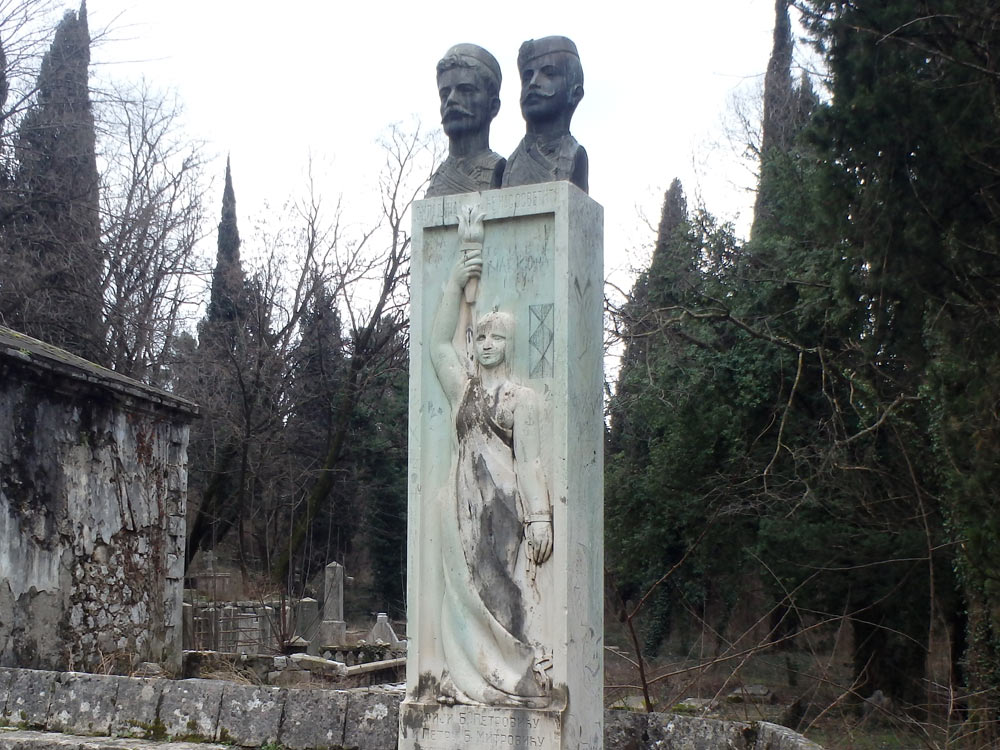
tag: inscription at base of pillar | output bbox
[400,702,562,750]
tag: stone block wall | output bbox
[0,668,822,750]
[0,327,197,673]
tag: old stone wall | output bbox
[0,328,196,673]
[0,668,822,749]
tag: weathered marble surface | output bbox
[403,183,604,749]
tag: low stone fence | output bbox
[0,668,821,750]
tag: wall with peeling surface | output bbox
[0,327,197,672]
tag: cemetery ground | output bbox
[604,616,959,750]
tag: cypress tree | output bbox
[2,2,104,363]
[186,160,249,566]
[205,157,245,342]
[798,0,1000,724]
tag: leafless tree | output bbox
[97,79,207,383]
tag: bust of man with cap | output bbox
[426,44,506,198]
[502,36,587,193]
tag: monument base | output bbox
[399,700,563,750]
[318,619,346,648]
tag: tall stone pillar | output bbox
[319,561,347,648]
[400,182,604,750]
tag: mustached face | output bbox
[438,66,498,138]
[519,52,580,123]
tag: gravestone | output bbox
[367,613,402,647]
[294,597,320,655]
[399,180,604,750]
[319,561,347,648]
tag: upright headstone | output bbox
[399,180,604,750]
[319,562,347,648]
[294,597,320,655]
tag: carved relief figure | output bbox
[425,44,506,198]
[502,36,588,193]
[429,239,553,708]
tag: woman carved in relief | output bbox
[429,243,553,708]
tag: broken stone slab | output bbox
[109,678,164,738]
[158,679,224,741]
[277,688,349,750]
[612,694,649,711]
[287,653,347,677]
[216,684,285,747]
[3,670,58,728]
[47,673,122,735]
[727,684,777,704]
[671,697,718,714]
[343,688,399,750]
[343,657,406,677]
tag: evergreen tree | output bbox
[185,160,249,566]
[204,157,245,343]
[607,0,962,714]
[797,0,1000,724]
[608,180,755,653]
[0,2,104,363]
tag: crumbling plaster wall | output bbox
[0,334,195,673]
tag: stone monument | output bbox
[318,561,347,648]
[401,48,603,744]
[426,44,506,197]
[502,36,588,193]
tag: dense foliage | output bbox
[607,0,1000,736]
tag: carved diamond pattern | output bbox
[529,303,554,378]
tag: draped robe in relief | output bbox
[439,377,547,704]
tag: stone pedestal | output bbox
[400,183,604,750]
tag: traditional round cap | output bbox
[438,43,502,89]
[517,36,580,70]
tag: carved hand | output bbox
[457,206,485,303]
[525,520,553,565]
[454,247,482,290]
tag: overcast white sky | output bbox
[79,0,778,285]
